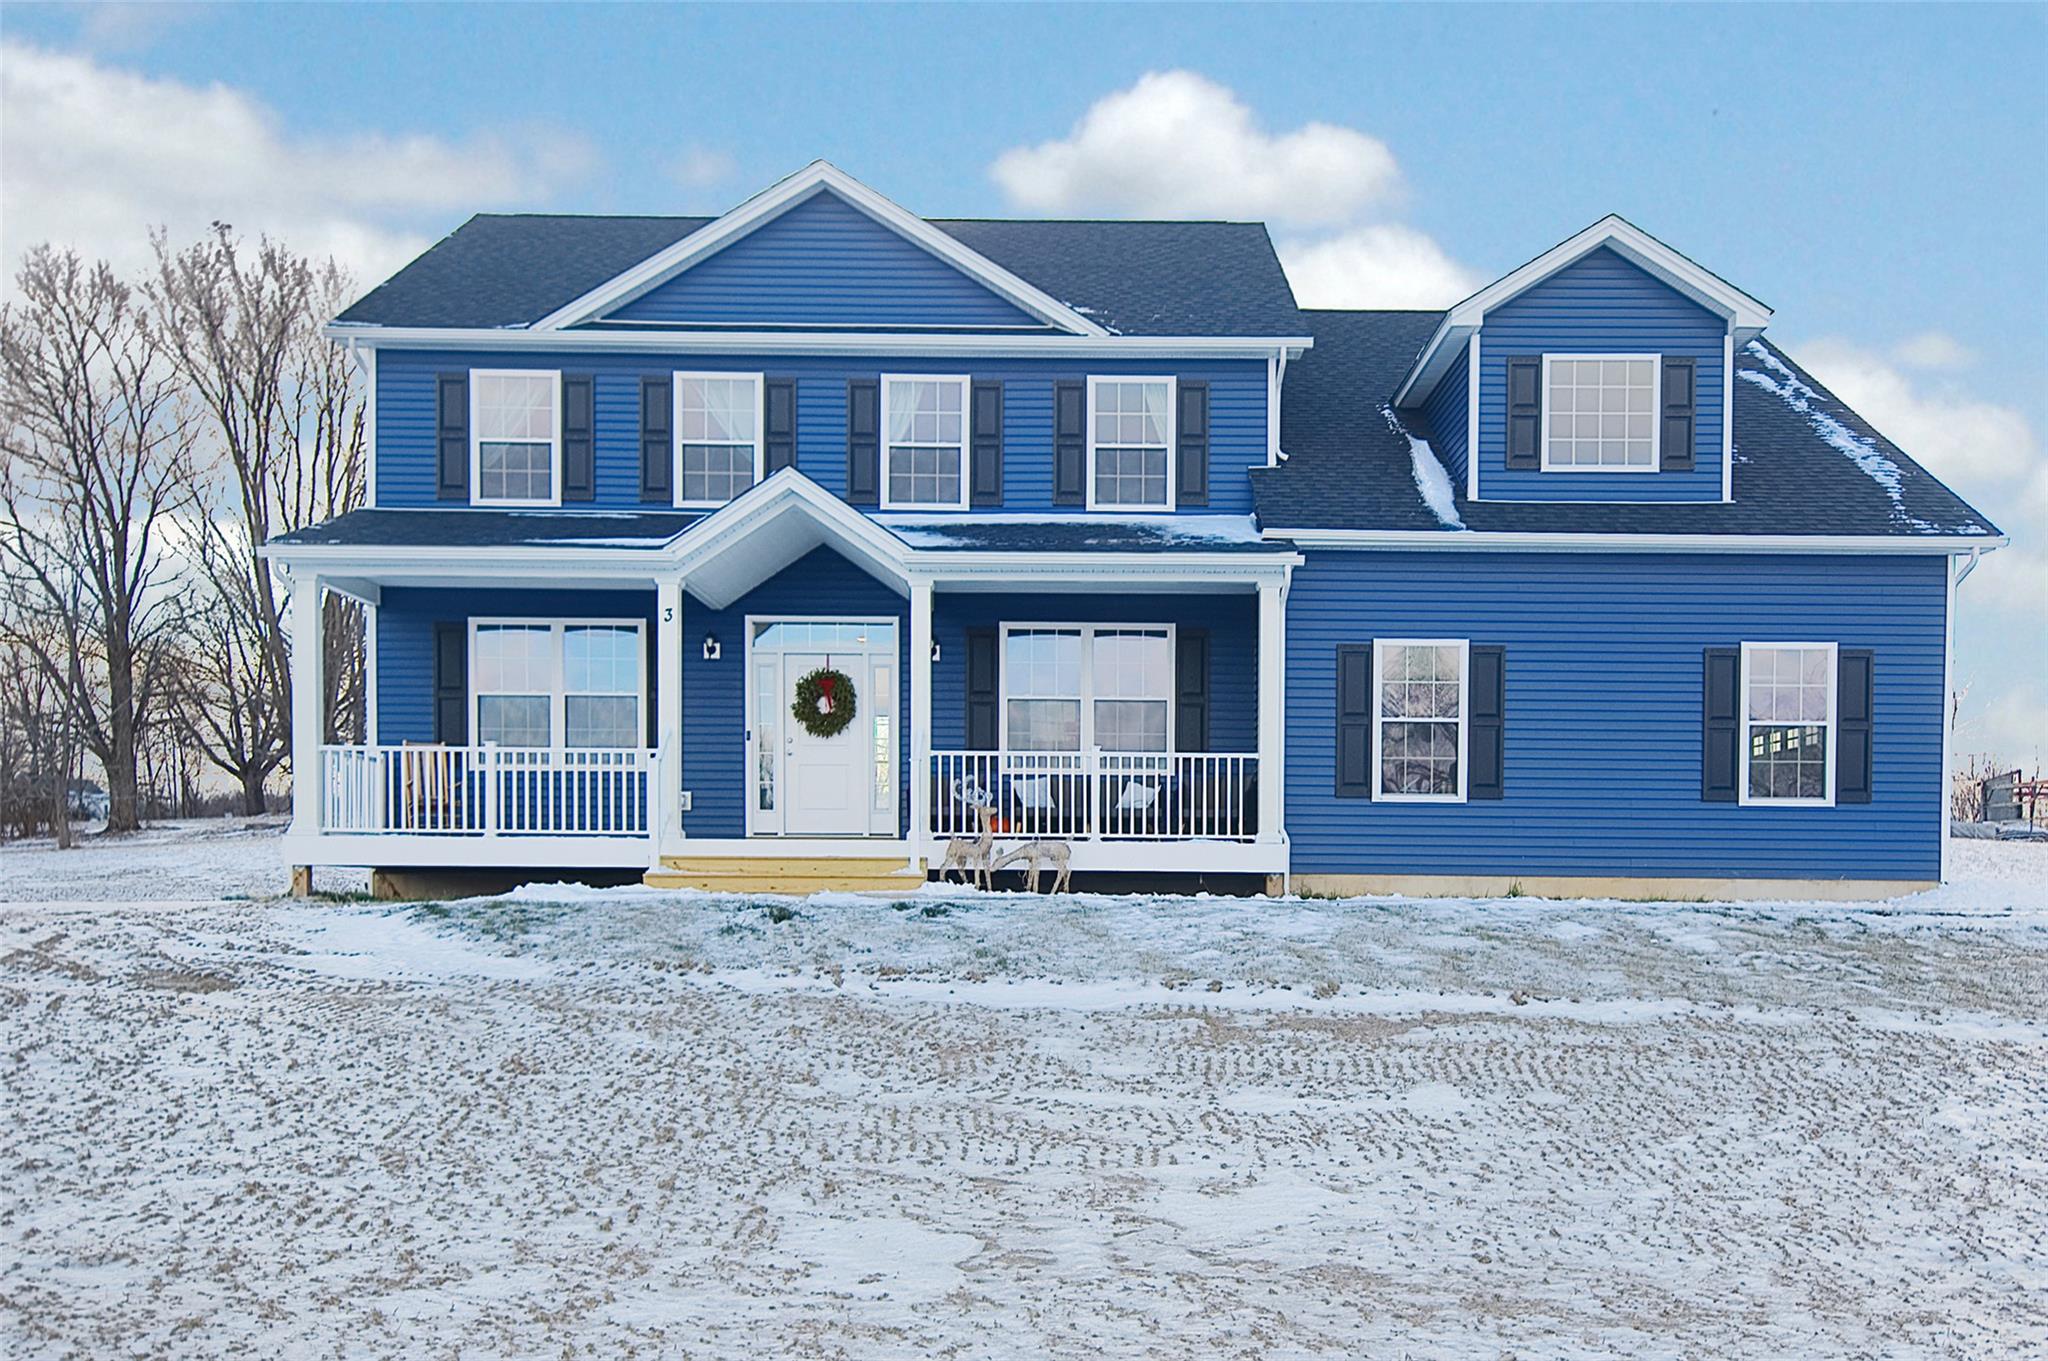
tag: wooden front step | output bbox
[644,855,920,895]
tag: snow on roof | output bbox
[1737,340,1935,531]
[1382,406,1465,530]
[876,513,1271,551]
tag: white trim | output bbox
[1395,213,1773,407]
[281,832,654,870]
[364,601,379,745]
[1085,375,1177,512]
[1369,638,1470,804]
[743,613,902,839]
[1736,640,1838,808]
[1263,528,2008,555]
[1538,353,1661,474]
[1465,331,1481,502]
[532,161,1110,336]
[672,371,766,509]
[323,324,1312,362]
[997,621,1177,755]
[1265,352,1284,467]
[878,373,972,511]
[1721,328,1736,503]
[359,343,377,509]
[1940,554,1959,882]
[1256,576,1288,848]
[469,617,648,751]
[469,369,563,508]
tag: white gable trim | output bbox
[532,161,1110,337]
[1395,214,1773,408]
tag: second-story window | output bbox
[1089,377,1175,509]
[881,375,969,509]
[1542,355,1658,472]
[676,373,762,506]
[472,370,560,506]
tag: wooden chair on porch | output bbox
[397,741,467,832]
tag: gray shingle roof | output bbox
[1256,309,2000,539]
[334,214,1303,337]
[270,509,702,550]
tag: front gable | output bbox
[604,191,1046,330]
[543,161,1106,336]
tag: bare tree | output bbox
[0,247,195,833]
[149,227,367,809]
[0,627,83,844]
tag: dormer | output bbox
[1395,215,1771,505]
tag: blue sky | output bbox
[3,1,2043,760]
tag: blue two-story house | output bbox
[267,162,2004,899]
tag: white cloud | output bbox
[1279,224,1483,310]
[668,144,735,193]
[1797,337,2039,489]
[990,70,1401,228]
[0,42,594,290]
[1892,330,1974,371]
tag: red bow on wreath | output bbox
[816,673,837,713]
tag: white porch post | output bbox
[287,570,325,843]
[1256,577,1287,846]
[656,575,685,855]
[909,579,934,869]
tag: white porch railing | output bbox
[931,749,1259,842]
[318,744,656,838]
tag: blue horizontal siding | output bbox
[1476,247,1725,503]
[930,592,1259,753]
[1284,551,1946,881]
[376,350,1263,515]
[607,192,1039,329]
[1417,337,1470,489]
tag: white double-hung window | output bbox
[471,620,645,749]
[881,375,969,509]
[1002,624,1172,753]
[472,370,561,505]
[675,373,762,506]
[1372,639,1468,801]
[1088,377,1174,508]
[1542,355,1657,471]
[1739,641,1836,805]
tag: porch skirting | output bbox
[1290,872,1937,903]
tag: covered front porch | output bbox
[269,472,1297,887]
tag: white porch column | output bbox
[287,570,325,842]
[656,575,685,854]
[1256,578,1287,845]
[909,580,934,869]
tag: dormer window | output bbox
[1088,377,1175,508]
[1542,355,1658,472]
[881,375,970,509]
[472,370,561,506]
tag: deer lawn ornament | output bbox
[991,838,1072,895]
[937,801,998,890]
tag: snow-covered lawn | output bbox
[4,826,2046,1358]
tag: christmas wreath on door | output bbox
[791,666,858,739]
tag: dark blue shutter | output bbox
[1506,356,1541,471]
[561,374,595,501]
[965,628,999,750]
[435,373,469,500]
[1053,380,1086,506]
[763,377,797,475]
[1176,629,1210,753]
[1336,644,1373,799]
[433,622,467,744]
[1702,647,1739,802]
[1837,649,1874,804]
[1661,355,1696,472]
[1176,380,1208,507]
[639,376,671,503]
[1468,645,1505,800]
[846,379,879,506]
[970,380,1003,507]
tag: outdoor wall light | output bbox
[702,634,721,661]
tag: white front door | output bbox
[780,650,867,835]
[747,619,899,838]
